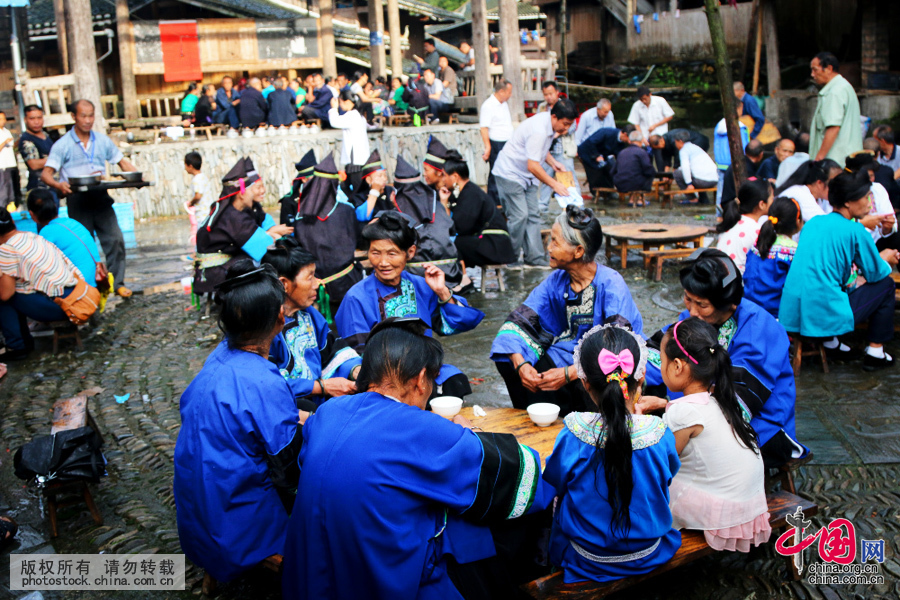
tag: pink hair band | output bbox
[673,320,698,365]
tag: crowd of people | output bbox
[179,38,487,133]
[1,37,898,599]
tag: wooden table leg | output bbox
[620,243,628,269]
[605,236,613,262]
[655,257,664,281]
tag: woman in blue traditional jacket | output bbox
[780,170,899,371]
[743,196,803,319]
[544,323,681,583]
[335,211,484,398]
[174,261,309,583]
[640,249,807,469]
[282,318,553,600]
[490,206,644,416]
[263,237,362,407]
[193,157,294,293]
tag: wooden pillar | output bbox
[367,0,387,79]
[751,6,762,95]
[386,0,402,76]
[762,0,780,94]
[53,0,69,73]
[498,0,524,122]
[116,0,138,121]
[703,0,745,187]
[471,0,491,109]
[740,0,759,84]
[559,0,567,73]
[67,0,106,131]
[319,0,337,79]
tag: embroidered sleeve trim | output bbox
[496,322,545,359]
[506,443,538,520]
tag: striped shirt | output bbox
[0,232,80,297]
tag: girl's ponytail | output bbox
[756,196,801,257]
[576,323,648,537]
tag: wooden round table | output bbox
[603,223,710,280]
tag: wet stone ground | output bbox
[1,199,899,599]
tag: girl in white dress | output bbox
[715,178,773,273]
[658,316,771,552]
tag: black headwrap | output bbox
[206,157,261,231]
[392,156,437,224]
[298,153,342,221]
[295,149,318,179]
[360,149,385,179]
[423,136,449,172]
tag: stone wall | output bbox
[111,124,488,218]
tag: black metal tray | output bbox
[73,181,154,193]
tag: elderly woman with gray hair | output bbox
[490,206,645,415]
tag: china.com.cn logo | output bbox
[775,507,886,585]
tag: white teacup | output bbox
[527,402,560,427]
[430,396,463,419]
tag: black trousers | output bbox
[446,509,551,600]
[876,232,900,252]
[496,354,590,417]
[581,159,615,190]
[849,276,896,344]
[68,191,127,288]
[487,140,506,207]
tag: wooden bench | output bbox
[388,113,412,126]
[639,247,698,281]
[522,489,819,599]
[658,187,717,209]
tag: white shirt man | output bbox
[479,81,514,203]
[677,142,718,187]
[627,89,675,141]
[493,104,575,266]
[574,101,616,147]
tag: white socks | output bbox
[866,346,892,361]
[823,337,851,352]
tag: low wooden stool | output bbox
[448,114,459,124]
[478,266,506,293]
[44,480,102,538]
[639,247,697,281]
[789,336,829,376]
[48,321,83,354]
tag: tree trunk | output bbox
[67,0,106,131]
[704,0,745,190]
[320,0,337,79]
[367,0,387,79]
[386,0,402,77]
[116,0,138,121]
[53,0,69,73]
[762,0,780,94]
[471,0,491,109]
[498,0,524,122]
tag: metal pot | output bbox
[68,175,101,187]
[113,172,143,183]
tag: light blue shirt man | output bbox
[574,100,616,146]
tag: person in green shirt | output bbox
[180,83,201,121]
[809,52,862,167]
[389,77,409,115]
[779,170,899,371]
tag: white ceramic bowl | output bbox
[527,403,560,427]
[430,396,463,419]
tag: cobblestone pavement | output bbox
[1,201,899,599]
